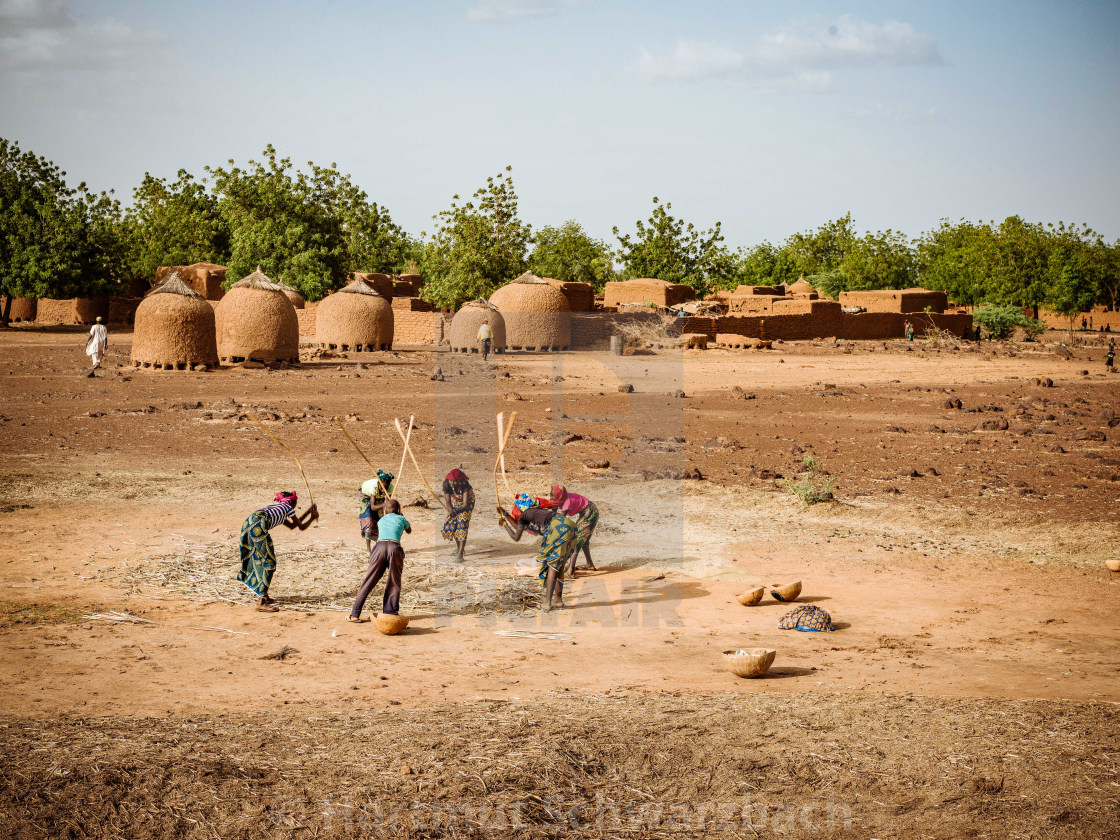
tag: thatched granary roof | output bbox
[315,279,394,351]
[450,301,506,352]
[489,276,571,351]
[789,277,814,295]
[131,270,219,369]
[214,267,299,364]
[275,277,306,309]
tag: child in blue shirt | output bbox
[349,500,412,621]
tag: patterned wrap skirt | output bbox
[237,511,277,597]
[537,514,578,584]
[441,488,475,541]
[571,501,599,554]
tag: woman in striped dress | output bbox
[237,491,318,612]
[551,485,599,576]
[441,468,475,561]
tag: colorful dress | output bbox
[441,487,475,541]
[237,502,292,597]
[359,480,390,540]
[537,513,578,584]
[571,501,599,554]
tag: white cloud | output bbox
[633,15,942,87]
[0,0,72,33]
[757,16,943,69]
[0,1,163,72]
[467,0,568,23]
[635,40,743,81]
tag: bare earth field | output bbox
[1,326,1118,838]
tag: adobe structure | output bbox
[0,296,37,322]
[154,263,228,300]
[838,288,949,313]
[214,268,300,365]
[395,274,424,296]
[488,272,571,351]
[350,272,395,299]
[314,279,394,352]
[603,278,695,309]
[275,278,306,310]
[544,278,596,312]
[449,300,506,353]
[130,272,219,370]
[35,297,109,325]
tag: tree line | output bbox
[2,138,1117,320]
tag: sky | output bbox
[1,0,1119,250]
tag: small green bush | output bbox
[972,304,1039,340]
[782,455,836,506]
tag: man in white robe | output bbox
[85,316,107,370]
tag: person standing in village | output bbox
[904,320,914,342]
[441,468,475,560]
[497,494,577,612]
[237,491,318,612]
[358,470,394,553]
[477,318,493,361]
[550,485,600,576]
[1089,315,1094,331]
[85,316,107,373]
[349,499,411,622]
[1106,340,1115,372]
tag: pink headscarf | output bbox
[275,491,297,507]
[550,485,567,504]
[446,468,468,483]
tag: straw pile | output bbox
[110,541,540,615]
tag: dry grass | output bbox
[109,541,542,615]
[611,314,682,348]
[0,693,1116,839]
[0,601,83,630]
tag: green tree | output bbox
[915,219,994,306]
[205,146,409,302]
[0,137,126,322]
[1048,251,1097,343]
[839,229,916,291]
[783,213,858,276]
[529,220,615,291]
[612,197,724,296]
[123,170,230,287]
[419,167,531,309]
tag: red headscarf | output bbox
[275,491,297,506]
[550,485,567,504]
[446,468,468,483]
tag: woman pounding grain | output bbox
[550,485,599,576]
[497,494,577,611]
[441,468,475,560]
[237,492,318,612]
[358,471,394,553]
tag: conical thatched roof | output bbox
[147,271,203,299]
[462,297,500,312]
[229,266,284,292]
[511,271,549,285]
[338,278,385,297]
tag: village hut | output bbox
[449,299,506,353]
[275,277,305,309]
[1,296,37,322]
[130,272,219,370]
[603,278,695,309]
[488,272,571,351]
[213,267,300,364]
[314,278,394,351]
[545,278,596,312]
[350,272,395,298]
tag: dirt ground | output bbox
[1,325,1118,838]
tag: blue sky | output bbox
[2,0,1118,249]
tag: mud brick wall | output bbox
[0,296,36,322]
[838,313,904,340]
[839,289,948,314]
[713,316,765,340]
[925,313,973,337]
[394,311,447,345]
[1036,308,1120,332]
[107,297,142,325]
[36,297,109,325]
[392,296,435,312]
[296,302,317,339]
[728,295,775,314]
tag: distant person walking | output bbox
[1089,315,1094,331]
[1106,340,1115,373]
[85,317,107,372]
[477,319,493,361]
[349,499,411,622]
